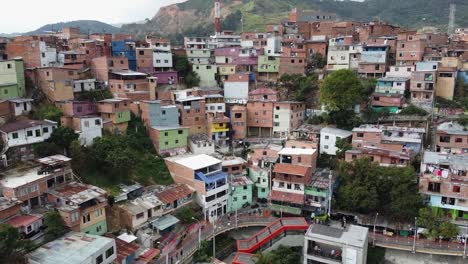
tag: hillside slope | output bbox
[26,20,120,35]
[121,0,468,42]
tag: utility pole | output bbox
[373,213,379,247]
[412,217,417,253]
[327,171,333,218]
[464,225,467,259]
[212,223,216,259]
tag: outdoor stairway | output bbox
[236,217,309,253]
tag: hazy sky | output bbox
[0,0,185,33]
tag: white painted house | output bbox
[320,126,352,155]
[0,119,57,149]
[224,74,249,104]
[73,79,97,93]
[75,116,103,146]
[8,98,33,117]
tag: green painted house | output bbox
[152,126,189,156]
[258,56,280,73]
[248,167,270,199]
[0,58,26,100]
[227,176,253,212]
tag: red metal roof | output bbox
[269,190,304,204]
[154,184,194,205]
[7,215,42,228]
[115,238,140,263]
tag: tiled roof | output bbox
[273,163,310,176]
[154,184,194,205]
[269,190,304,204]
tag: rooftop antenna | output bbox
[214,0,221,34]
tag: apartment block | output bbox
[165,154,228,222]
[46,182,108,235]
[273,101,305,138]
[436,122,468,154]
[230,105,247,140]
[419,152,468,221]
[0,155,73,208]
[222,157,253,212]
[0,119,57,164]
[0,58,26,99]
[97,98,131,135]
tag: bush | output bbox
[399,104,428,116]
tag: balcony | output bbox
[306,241,342,263]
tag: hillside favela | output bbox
[1,0,468,263]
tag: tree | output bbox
[33,103,63,123]
[174,55,190,77]
[75,89,113,101]
[193,240,212,263]
[44,210,67,242]
[335,138,352,159]
[336,158,423,222]
[307,53,327,72]
[175,207,197,224]
[69,140,86,174]
[279,74,319,102]
[0,224,33,263]
[417,208,459,240]
[269,246,302,264]
[254,252,272,264]
[328,110,362,130]
[399,104,428,116]
[185,71,200,88]
[47,127,79,155]
[320,69,366,111]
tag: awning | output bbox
[151,215,180,231]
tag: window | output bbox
[82,214,91,224]
[96,225,102,233]
[136,212,144,219]
[324,145,329,149]
[71,212,79,222]
[95,209,103,217]
[324,135,329,140]
[352,154,357,160]
[165,141,168,145]
[105,247,114,258]
[96,255,103,264]
[164,132,168,136]
[453,186,461,193]
[27,130,33,137]
[43,127,49,133]
[439,136,451,143]
[175,140,179,144]
[357,132,364,138]
[279,182,285,188]
[12,132,18,139]
[95,119,101,126]
[7,63,11,69]
[263,151,267,155]
[178,130,183,134]
[242,195,247,200]
[298,157,302,163]
[274,115,279,119]
[139,50,144,55]
[456,138,463,143]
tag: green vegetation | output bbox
[32,103,63,123]
[175,207,198,224]
[44,210,67,242]
[255,245,302,264]
[71,116,172,191]
[306,53,327,72]
[336,158,423,223]
[320,69,367,112]
[185,71,201,88]
[75,89,113,101]
[34,127,79,157]
[279,73,319,103]
[193,240,212,263]
[417,208,459,240]
[398,104,428,116]
[367,247,385,264]
[0,224,34,264]
[174,55,190,77]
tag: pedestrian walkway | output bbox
[236,217,308,253]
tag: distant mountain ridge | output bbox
[25,20,120,35]
[121,0,468,41]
